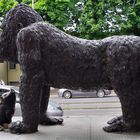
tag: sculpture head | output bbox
[0,4,43,63]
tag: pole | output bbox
[32,0,34,9]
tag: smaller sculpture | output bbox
[0,89,16,131]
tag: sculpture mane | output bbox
[0,4,43,62]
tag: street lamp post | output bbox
[32,0,34,9]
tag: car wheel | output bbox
[63,91,72,99]
[97,90,105,98]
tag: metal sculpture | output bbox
[1,4,140,133]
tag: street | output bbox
[52,94,122,116]
[14,92,122,117]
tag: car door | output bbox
[83,89,97,97]
[73,89,85,97]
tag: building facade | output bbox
[0,61,20,85]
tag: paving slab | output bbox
[0,115,140,140]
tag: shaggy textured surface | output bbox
[0,4,43,62]
[0,4,63,134]
[1,4,140,133]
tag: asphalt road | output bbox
[14,94,122,117]
[53,95,122,116]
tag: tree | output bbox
[1,0,140,39]
[33,0,72,30]
[126,1,140,36]
[62,0,85,36]
[78,0,106,39]
[0,0,18,17]
[77,0,140,39]
[21,0,84,34]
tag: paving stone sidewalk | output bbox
[0,115,140,140]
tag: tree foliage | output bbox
[34,0,83,33]
[78,0,140,39]
[33,0,69,30]
[0,0,18,17]
[0,0,140,39]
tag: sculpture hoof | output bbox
[107,116,122,125]
[9,121,37,134]
[40,117,63,125]
[103,120,125,132]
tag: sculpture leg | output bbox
[39,85,63,125]
[103,89,140,132]
[9,31,45,133]
[9,69,44,133]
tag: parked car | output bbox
[58,88,112,99]
[0,85,63,117]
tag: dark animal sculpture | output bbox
[0,89,16,131]
[1,4,140,133]
[0,4,63,133]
